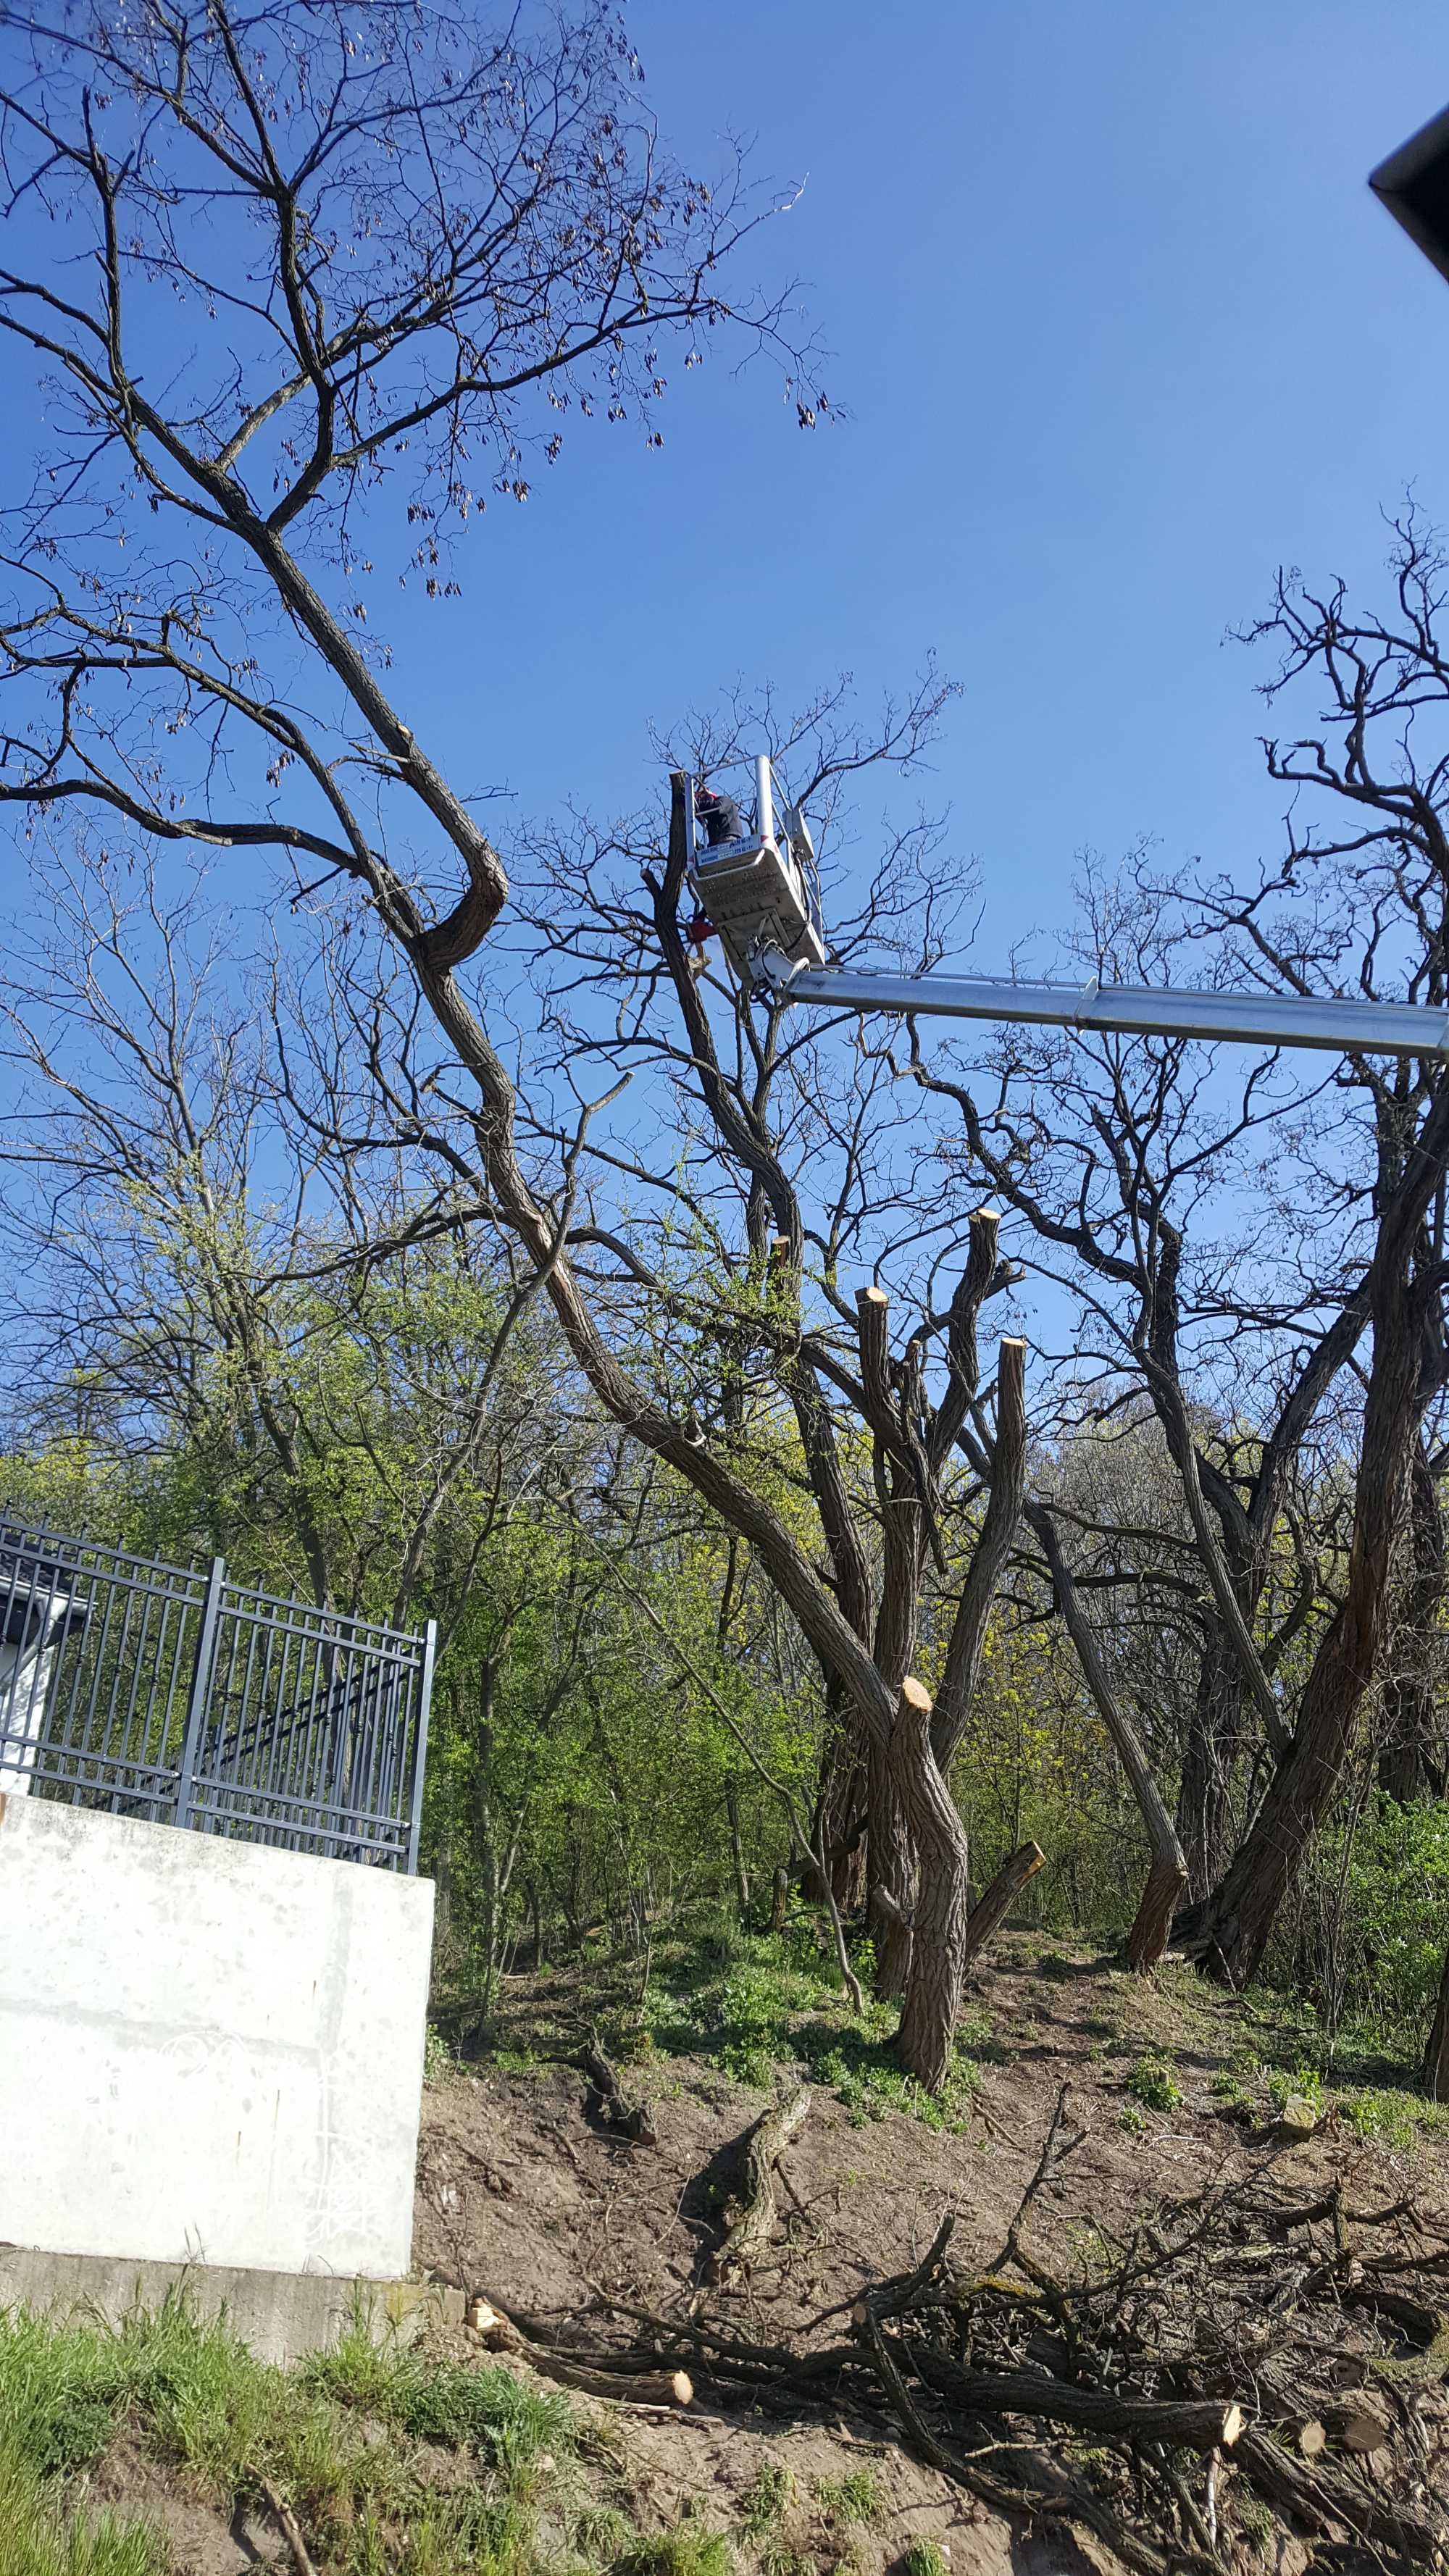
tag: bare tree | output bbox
[0,0,817,956]
[909,522,1449,1989]
[0,851,575,1620]
[0,0,1026,2086]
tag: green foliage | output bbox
[714,1962,796,2086]
[1210,2068,1258,2120]
[738,2462,793,2538]
[1264,2065,1324,2117]
[0,2296,620,2576]
[423,2028,456,2084]
[1336,2085,1449,2149]
[904,2543,950,2576]
[812,2469,882,2528]
[612,2524,732,2576]
[1274,1798,1449,2058]
[1125,2053,1182,2113]
[0,2435,169,2576]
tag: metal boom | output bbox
[754,946,1449,1061]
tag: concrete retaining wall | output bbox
[0,1796,433,2278]
[0,2245,463,2367]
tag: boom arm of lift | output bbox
[751,945,1449,1061]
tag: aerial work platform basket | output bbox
[687,755,826,977]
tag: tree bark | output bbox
[709,2086,813,2280]
[1379,1437,1447,1803]
[1175,1626,1245,1899]
[811,1676,868,1909]
[1198,1244,1429,1986]
[1029,1500,1186,1969]
[890,1678,973,2091]
[869,1732,916,1998]
[959,1841,1045,1975]
[931,1337,1029,1773]
[1126,1856,1187,1973]
[1423,1940,1449,2103]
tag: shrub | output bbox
[1126,2054,1182,2113]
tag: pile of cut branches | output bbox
[491,2092,1449,2575]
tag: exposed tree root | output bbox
[578,2028,658,2144]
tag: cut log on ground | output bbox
[708,2085,811,2281]
[569,2115,1449,2576]
[468,2299,692,2406]
[901,2348,1243,2454]
[1320,2396,1392,2453]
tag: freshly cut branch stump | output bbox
[1321,2398,1392,2454]
[578,2028,658,2144]
[709,2085,812,2281]
[467,2299,692,2406]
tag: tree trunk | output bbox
[868,1729,916,1998]
[811,1678,869,1909]
[725,1782,751,1917]
[959,1841,1045,1975]
[1379,1437,1446,1803]
[1176,1626,1245,1899]
[1127,1854,1188,1972]
[1197,1253,1425,1986]
[890,1679,972,2091]
[1424,1941,1449,2103]
[1029,1501,1187,1970]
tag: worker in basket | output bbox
[687,780,750,963]
[694,781,747,848]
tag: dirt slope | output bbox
[413,1935,1449,2575]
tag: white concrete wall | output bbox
[0,1796,433,2278]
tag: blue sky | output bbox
[4,5,1448,1001]
[417,0,1449,964]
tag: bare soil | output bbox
[412,1934,1449,2574]
[85,2438,286,2575]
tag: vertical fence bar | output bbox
[172,1557,227,1832]
[405,1621,437,1877]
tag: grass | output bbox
[0,2435,167,2576]
[738,2463,793,2540]
[613,2522,732,2576]
[0,2295,717,2576]
[813,2468,882,2529]
[903,2545,949,2576]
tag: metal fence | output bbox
[0,1521,435,1873]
